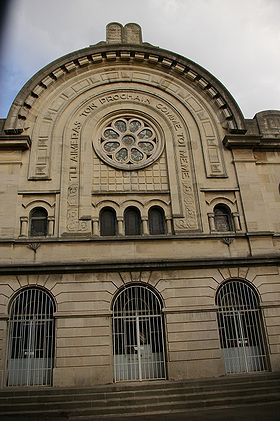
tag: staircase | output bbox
[0,372,280,419]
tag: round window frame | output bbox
[93,114,164,171]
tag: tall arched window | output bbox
[148,206,166,235]
[100,207,117,236]
[124,207,141,235]
[216,280,269,374]
[214,204,233,232]
[6,288,55,386]
[29,207,48,237]
[112,284,166,382]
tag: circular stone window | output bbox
[94,116,163,170]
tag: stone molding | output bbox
[4,45,245,133]
[223,134,280,150]
[0,256,279,275]
[0,135,30,150]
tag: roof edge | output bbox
[5,43,246,132]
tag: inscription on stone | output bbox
[156,103,182,131]
[66,90,200,232]
[174,147,198,230]
[66,121,87,232]
[106,23,122,44]
[106,22,142,45]
[34,69,225,231]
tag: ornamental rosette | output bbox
[94,116,163,170]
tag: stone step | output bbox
[1,381,280,408]
[1,371,279,399]
[1,390,280,418]
[1,373,279,417]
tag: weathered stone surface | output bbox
[0,23,279,389]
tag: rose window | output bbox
[95,117,162,170]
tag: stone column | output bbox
[117,218,124,236]
[166,218,173,235]
[20,216,28,237]
[142,218,149,235]
[48,216,55,236]
[208,213,216,232]
[91,218,99,236]
[232,212,241,231]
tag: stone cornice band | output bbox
[5,44,245,133]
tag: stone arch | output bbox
[4,44,245,133]
[50,80,204,235]
[144,199,171,219]
[22,199,55,215]
[8,53,243,236]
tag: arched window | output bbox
[29,207,48,237]
[112,284,166,381]
[7,288,55,386]
[100,207,117,236]
[216,280,269,374]
[124,207,141,235]
[214,204,233,232]
[148,206,166,235]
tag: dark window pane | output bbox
[30,208,48,236]
[100,208,117,236]
[214,205,233,232]
[124,207,141,235]
[149,207,166,235]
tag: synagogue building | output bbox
[0,23,279,388]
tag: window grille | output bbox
[112,285,166,381]
[29,207,48,236]
[6,288,55,386]
[216,280,269,374]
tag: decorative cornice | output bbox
[4,44,245,133]
[223,134,280,150]
[0,256,278,275]
[0,135,31,150]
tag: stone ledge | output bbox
[0,255,279,275]
[223,134,280,150]
[0,135,31,150]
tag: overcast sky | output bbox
[1,0,280,119]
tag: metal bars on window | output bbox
[216,280,269,374]
[112,285,166,382]
[6,288,55,387]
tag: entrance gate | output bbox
[216,280,269,374]
[112,285,166,381]
[6,288,55,386]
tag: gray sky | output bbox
[1,0,280,119]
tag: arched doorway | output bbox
[112,284,166,382]
[6,288,55,386]
[216,280,269,374]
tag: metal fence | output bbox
[216,280,269,374]
[5,288,55,387]
[112,284,166,382]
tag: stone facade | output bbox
[0,23,279,388]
